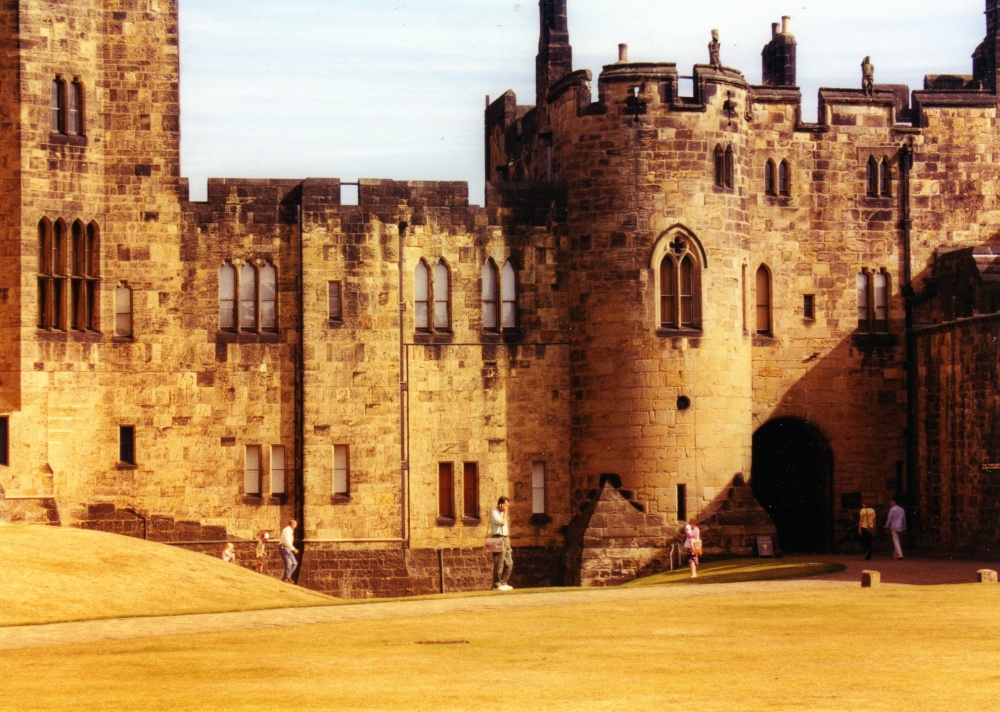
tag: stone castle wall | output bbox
[1,0,999,597]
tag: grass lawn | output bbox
[0,524,336,625]
[3,524,1000,710]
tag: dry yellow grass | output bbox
[0,524,336,625]
[3,525,1000,710]
[4,583,1000,711]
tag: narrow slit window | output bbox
[755,265,772,335]
[119,426,135,465]
[244,445,261,495]
[238,263,256,330]
[482,261,498,330]
[259,262,277,331]
[433,261,450,330]
[115,284,133,337]
[501,260,517,329]
[463,462,479,518]
[219,264,236,330]
[414,260,429,330]
[677,483,687,521]
[333,444,349,495]
[328,281,342,321]
[271,445,286,494]
[532,461,546,515]
[438,462,454,519]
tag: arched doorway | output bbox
[751,418,833,553]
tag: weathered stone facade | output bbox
[0,0,998,596]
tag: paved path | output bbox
[1,554,995,652]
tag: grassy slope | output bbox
[0,525,337,625]
[4,582,1000,710]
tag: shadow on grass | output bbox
[624,558,846,587]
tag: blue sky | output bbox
[178,0,985,203]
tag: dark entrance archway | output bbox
[751,418,833,553]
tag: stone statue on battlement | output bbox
[862,55,874,96]
[709,29,721,69]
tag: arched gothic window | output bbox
[219,263,236,330]
[260,262,277,331]
[764,160,776,196]
[653,231,703,330]
[866,156,879,197]
[51,78,65,133]
[68,79,84,135]
[414,260,430,331]
[433,260,451,330]
[714,144,725,187]
[481,260,498,331]
[879,157,891,197]
[778,160,790,196]
[501,260,517,329]
[724,145,735,188]
[239,263,256,330]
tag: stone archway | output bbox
[751,418,833,553]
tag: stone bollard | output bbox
[861,570,880,588]
[977,569,997,583]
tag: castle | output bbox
[0,0,998,597]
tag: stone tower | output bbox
[0,0,184,509]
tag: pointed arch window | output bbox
[778,160,790,196]
[879,157,891,197]
[37,219,53,329]
[501,260,518,329]
[724,145,735,188]
[482,260,499,331]
[755,265,772,336]
[654,232,703,330]
[866,156,879,197]
[238,263,256,330]
[50,78,65,133]
[52,220,67,330]
[219,263,236,330]
[433,261,451,330]
[764,160,776,196]
[68,79,84,135]
[414,260,430,331]
[714,145,725,187]
[259,262,277,331]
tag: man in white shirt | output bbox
[489,496,513,591]
[884,498,906,560]
[279,519,299,583]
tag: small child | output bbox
[254,532,270,573]
[222,542,236,563]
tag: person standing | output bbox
[684,519,701,578]
[884,498,906,560]
[254,531,270,574]
[858,500,876,560]
[279,519,299,583]
[490,496,513,591]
